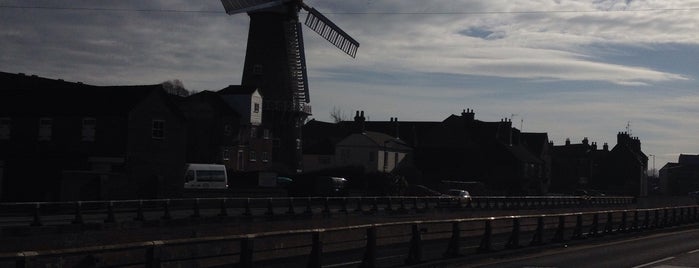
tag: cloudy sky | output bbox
[2,0,699,170]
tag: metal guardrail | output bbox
[0,205,695,267]
[0,196,634,227]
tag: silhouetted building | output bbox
[305,109,551,195]
[0,72,187,201]
[551,132,647,196]
[659,154,699,195]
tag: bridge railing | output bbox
[1,205,696,267]
[0,196,634,227]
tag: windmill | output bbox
[220,0,360,172]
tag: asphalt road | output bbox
[464,227,699,268]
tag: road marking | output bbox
[631,257,675,268]
[688,249,699,254]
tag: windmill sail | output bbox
[221,0,289,15]
[285,22,311,104]
[304,7,360,58]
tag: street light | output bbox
[648,154,656,177]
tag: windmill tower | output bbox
[221,0,360,172]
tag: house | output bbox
[335,131,412,173]
[551,132,648,196]
[306,109,550,194]
[658,154,699,195]
[217,86,273,172]
[0,72,187,201]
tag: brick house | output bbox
[0,72,187,201]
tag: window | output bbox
[249,150,256,162]
[0,118,9,140]
[82,117,96,142]
[237,150,245,171]
[224,125,232,136]
[253,103,260,113]
[263,129,270,139]
[222,149,230,161]
[250,126,256,138]
[262,152,269,163]
[152,120,165,139]
[253,64,263,75]
[38,118,52,141]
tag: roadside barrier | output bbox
[2,205,695,267]
[0,196,634,227]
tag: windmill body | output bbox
[221,0,359,173]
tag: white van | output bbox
[183,164,228,189]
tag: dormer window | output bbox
[82,117,96,142]
[0,118,9,140]
[253,103,260,113]
[38,118,52,141]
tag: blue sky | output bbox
[2,0,699,171]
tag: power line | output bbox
[1,4,698,15]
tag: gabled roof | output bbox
[0,72,179,117]
[217,85,260,96]
[183,90,240,117]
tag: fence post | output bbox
[240,237,254,268]
[506,218,521,249]
[105,201,116,223]
[371,198,379,213]
[618,211,627,233]
[286,198,296,215]
[588,213,599,237]
[572,214,583,240]
[444,221,461,257]
[339,198,348,214]
[603,212,613,234]
[146,241,163,268]
[552,215,566,243]
[134,200,145,222]
[361,227,377,268]
[307,232,323,268]
[478,219,493,252]
[632,211,639,231]
[161,200,172,220]
[643,210,650,229]
[191,198,201,218]
[385,197,393,212]
[16,252,38,268]
[30,203,42,227]
[265,198,275,217]
[653,209,660,228]
[405,224,423,265]
[355,197,364,213]
[322,198,331,216]
[305,197,313,216]
[530,217,545,246]
[218,198,229,217]
[72,201,84,224]
[243,198,252,217]
[662,209,669,227]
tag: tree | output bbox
[330,106,349,123]
[161,79,190,97]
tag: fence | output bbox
[0,196,634,227]
[1,205,696,267]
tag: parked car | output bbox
[442,189,472,207]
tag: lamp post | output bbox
[648,154,656,177]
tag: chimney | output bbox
[603,142,609,151]
[462,108,475,121]
[592,142,597,150]
[393,117,400,138]
[565,138,571,146]
[354,110,366,133]
[582,137,589,145]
